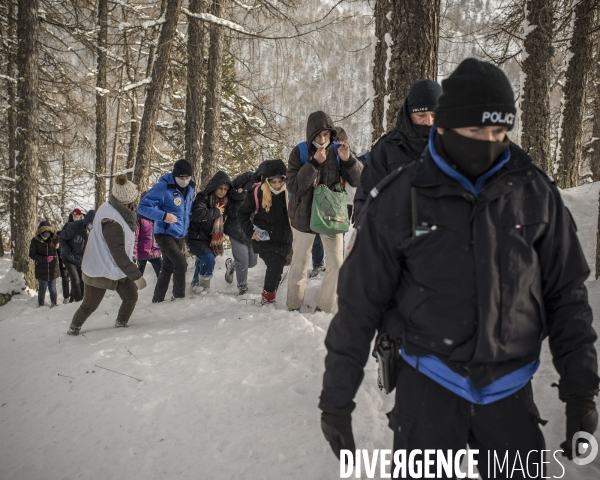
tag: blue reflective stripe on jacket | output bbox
[401,347,540,404]
[427,130,511,196]
[137,173,194,238]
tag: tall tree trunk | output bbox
[110,65,125,194]
[520,0,555,174]
[377,0,440,133]
[14,0,40,288]
[201,0,227,189]
[591,25,600,181]
[371,0,392,142]
[186,0,208,180]
[556,0,596,189]
[7,0,17,256]
[133,0,183,193]
[95,0,108,208]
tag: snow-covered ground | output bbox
[1,183,599,479]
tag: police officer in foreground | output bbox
[319,58,598,477]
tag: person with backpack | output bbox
[286,111,362,313]
[319,59,598,472]
[138,159,195,303]
[354,79,442,218]
[29,220,60,308]
[238,159,292,305]
[223,171,258,295]
[187,171,235,293]
[134,192,162,278]
[67,175,147,336]
[59,210,96,302]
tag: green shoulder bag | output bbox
[310,182,350,235]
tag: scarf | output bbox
[108,194,137,232]
[210,196,228,255]
[261,182,288,212]
[395,100,429,155]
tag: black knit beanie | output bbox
[435,58,516,131]
[406,79,442,113]
[172,159,193,177]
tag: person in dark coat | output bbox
[29,221,60,307]
[57,208,83,303]
[319,59,599,473]
[354,79,442,218]
[286,111,362,313]
[59,210,96,302]
[187,171,235,293]
[238,159,292,305]
[223,171,258,295]
[137,159,195,302]
[67,175,146,336]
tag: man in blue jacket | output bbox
[138,159,195,302]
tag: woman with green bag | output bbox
[286,111,362,313]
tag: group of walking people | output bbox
[27,56,598,476]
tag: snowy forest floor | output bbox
[1,183,600,479]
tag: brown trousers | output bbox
[71,278,138,328]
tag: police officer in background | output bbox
[319,58,598,477]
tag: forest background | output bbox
[1,0,600,288]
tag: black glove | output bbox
[320,402,356,463]
[558,379,599,460]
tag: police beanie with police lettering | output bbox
[434,58,516,131]
[406,79,442,113]
[172,159,193,178]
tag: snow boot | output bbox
[238,283,248,296]
[63,297,70,305]
[308,264,326,278]
[198,275,211,292]
[115,320,129,328]
[225,258,235,284]
[261,290,276,305]
[67,325,81,336]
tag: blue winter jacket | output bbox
[137,173,195,238]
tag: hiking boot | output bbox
[225,258,235,284]
[309,264,326,278]
[115,320,129,328]
[238,283,248,296]
[67,325,81,336]
[261,290,276,305]
[198,276,211,292]
[62,298,70,305]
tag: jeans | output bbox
[153,235,186,302]
[231,238,258,287]
[38,279,57,306]
[71,278,138,328]
[138,257,162,277]
[193,254,215,285]
[311,234,324,268]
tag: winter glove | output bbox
[134,276,147,291]
[46,256,54,263]
[558,379,599,460]
[320,402,356,463]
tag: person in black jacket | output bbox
[187,171,235,293]
[59,210,96,302]
[223,171,258,295]
[319,59,598,474]
[354,79,442,218]
[29,221,60,307]
[238,159,292,305]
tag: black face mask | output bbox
[439,129,510,178]
[413,124,432,138]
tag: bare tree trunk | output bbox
[201,0,227,189]
[371,0,391,142]
[7,0,17,256]
[556,0,596,189]
[14,0,40,288]
[110,65,125,194]
[95,0,108,208]
[133,0,183,193]
[186,0,208,180]
[0,230,5,258]
[521,0,555,174]
[382,0,440,133]
[61,153,67,216]
[597,190,600,278]
[591,25,600,181]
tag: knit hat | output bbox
[112,174,139,204]
[435,58,516,131]
[172,159,193,178]
[406,79,442,113]
[72,208,82,217]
